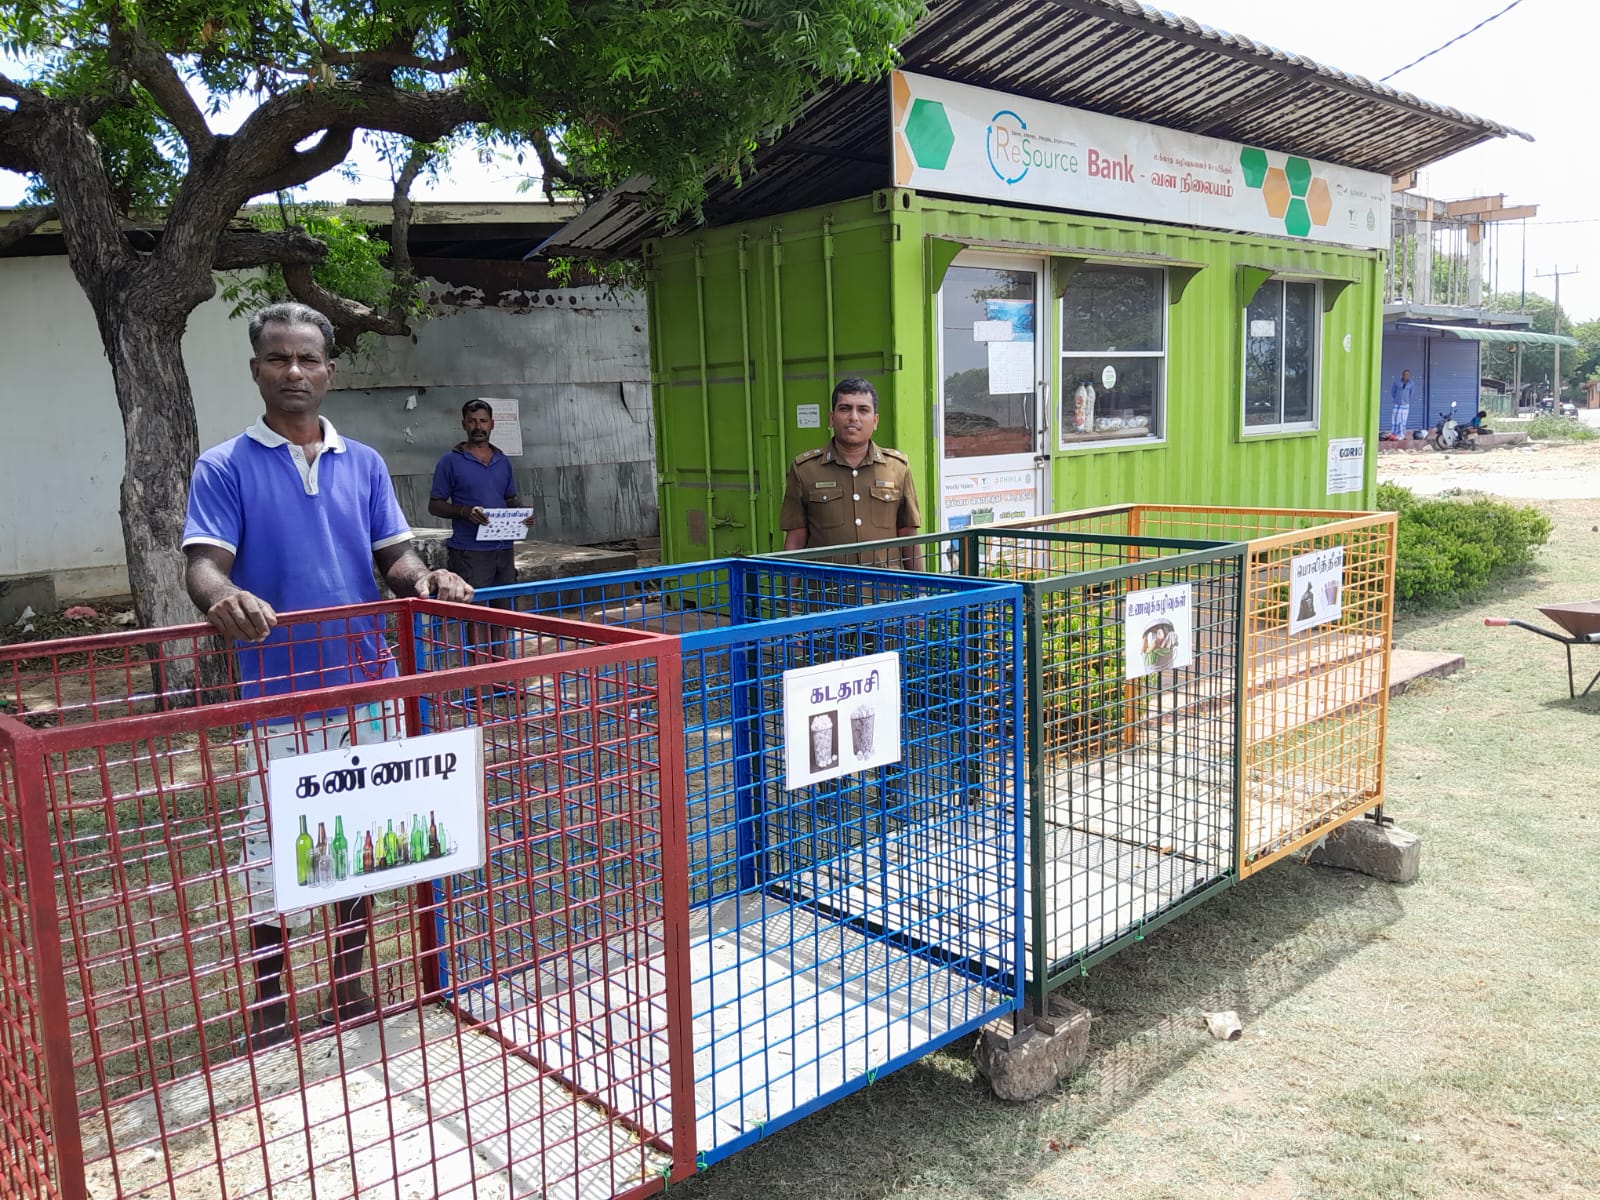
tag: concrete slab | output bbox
[1307,818,1421,884]
[1388,648,1465,697]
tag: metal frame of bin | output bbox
[0,599,692,1200]
[766,531,1247,1012]
[474,559,1025,1164]
[989,506,1398,877]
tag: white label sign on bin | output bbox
[1124,583,1194,679]
[1287,546,1345,634]
[782,651,902,790]
[268,726,485,913]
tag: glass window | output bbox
[941,266,1039,459]
[1059,265,1165,446]
[1244,279,1320,432]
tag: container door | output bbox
[936,255,1049,530]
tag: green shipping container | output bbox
[645,188,1381,563]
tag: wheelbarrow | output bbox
[1485,602,1600,698]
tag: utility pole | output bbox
[1536,266,1579,402]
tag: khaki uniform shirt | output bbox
[779,440,921,547]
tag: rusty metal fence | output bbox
[991,506,1397,876]
[0,600,691,1200]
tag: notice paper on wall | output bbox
[481,397,523,456]
[475,508,534,541]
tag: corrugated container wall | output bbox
[645,190,1382,563]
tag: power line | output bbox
[1380,0,1527,82]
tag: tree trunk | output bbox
[100,307,202,634]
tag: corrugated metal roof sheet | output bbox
[543,0,1525,258]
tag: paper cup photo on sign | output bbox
[809,711,839,773]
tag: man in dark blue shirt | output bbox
[428,400,532,587]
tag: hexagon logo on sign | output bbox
[1240,146,1334,239]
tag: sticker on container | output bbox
[796,403,821,429]
[1287,546,1345,635]
[782,651,902,790]
[1124,584,1194,680]
[268,726,485,914]
[1249,319,1276,339]
[1101,365,1117,390]
[1326,437,1364,495]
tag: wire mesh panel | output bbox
[475,561,1024,1164]
[991,506,1398,876]
[769,531,1246,1007]
[0,601,691,1200]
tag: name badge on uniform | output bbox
[876,479,895,487]
[814,480,837,489]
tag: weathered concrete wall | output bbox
[330,287,656,546]
[0,254,260,598]
[0,257,655,599]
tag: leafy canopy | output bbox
[1,0,924,217]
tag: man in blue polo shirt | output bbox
[183,302,472,1050]
[428,399,532,587]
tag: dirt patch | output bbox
[1379,438,1600,500]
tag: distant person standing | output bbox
[780,378,920,562]
[1388,369,1415,439]
[428,400,532,588]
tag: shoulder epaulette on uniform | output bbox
[880,447,910,463]
[792,447,826,465]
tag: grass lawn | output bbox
[672,498,1600,1200]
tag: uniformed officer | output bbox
[780,378,920,561]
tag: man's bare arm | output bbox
[184,545,277,641]
[374,543,474,602]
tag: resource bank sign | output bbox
[891,71,1391,250]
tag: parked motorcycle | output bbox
[1431,402,1478,451]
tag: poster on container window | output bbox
[1123,584,1194,679]
[782,651,902,790]
[267,726,485,913]
[1287,546,1345,635]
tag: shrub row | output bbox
[1377,483,1552,608]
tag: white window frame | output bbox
[1241,277,1322,436]
[1058,264,1168,450]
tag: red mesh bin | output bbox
[0,599,691,1200]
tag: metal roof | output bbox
[1396,323,1578,348]
[544,0,1527,259]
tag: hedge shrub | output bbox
[1378,483,1552,607]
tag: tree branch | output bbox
[225,84,484,209]
[246,125,356,198]
[213,227,328,269]
[282,261,408,350]
[384,143,428,316]
[0,71,32,102]
[0,204,57,251]
[318,48,467,74]
[123,30,215,152]
[529,128,587,199]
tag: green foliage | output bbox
[1523,414,1597,442]
[1478,292,1593,395]
[983,558,1133,756]
[1383,483,1553,608]
[218,198,428,355]
[3,0,924,218]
